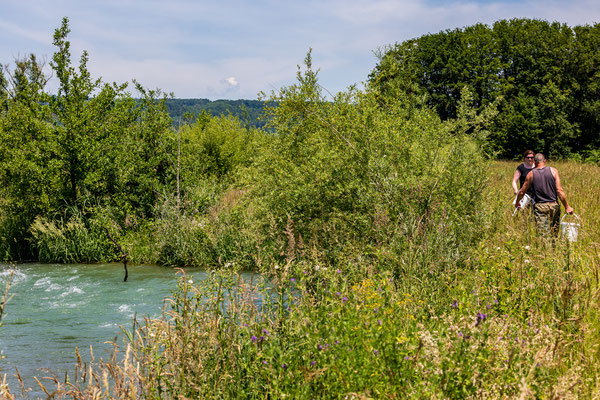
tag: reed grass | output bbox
[5,160,600,399]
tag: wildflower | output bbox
[315,265,320,271]
[486,304,491,310]
[311,360,316,366]
[251,335,257,342]
[290,278,295,282]
[336,269,341,274]
[259,336,265,342]
[263,360,268,365]
[318,344,323,350]
[525,245,531,251]
[378,319,382,325]
[262,329,269,335]
[274,264,279,270]
[404,356,411,360]
[342,296,348,302]
[451,300,458,308]
[336,292,341,296]
[373,349,379,356]
[335,340,340,345]
[187,279,193,284]
[373,308,378,313]
[242,323,248,327]
[282,364,287,369]
[476,313,487,326]
[458,332,463,337]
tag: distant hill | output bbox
[165,99,269,129]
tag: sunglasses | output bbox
[525,156,534,159]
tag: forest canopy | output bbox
[370,18,600,160]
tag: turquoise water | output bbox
[0,263,257,397]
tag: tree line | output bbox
[370,18,600,160]
[165,99,268,129]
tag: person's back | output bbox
[531,166,557,203]
[515,153,574,237]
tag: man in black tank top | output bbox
[515,153,574,236]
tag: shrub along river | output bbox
[0,263,257,397]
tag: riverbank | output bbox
[2,160,599,398]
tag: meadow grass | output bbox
[5,160,600,399]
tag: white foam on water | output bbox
[34,277,52,287]
[0,268,27,283]
[59,286,84,297]
[118,304,132,314]
[46,283,63,291]
[136,288,145,292]
[99,322,117,328]
[67,275,80,282]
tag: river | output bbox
[0,263,257,398]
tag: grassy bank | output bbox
[4,160,598,399]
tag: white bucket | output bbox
[512,193,531,216]
[560,214,581,242]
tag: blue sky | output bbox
[1,0,599,100]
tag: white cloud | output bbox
[2,0,600,99]
[225,77,239,87]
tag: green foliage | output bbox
[371,18,600,158]
[165,98,268,129]
[0,18,174,260]
[234,51,489,269]
[29,213,115,263]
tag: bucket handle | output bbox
[561,213,581,226]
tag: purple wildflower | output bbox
[337,269,341,274]
[451,300,458,308]
[335,340,340,345]
[378,319,382,325]
[336,292,341,296]
[458,332,463,337]
[262,328,269,335]
[290,278,295,282]
[373,308,378,313]
[404,356,411,360]
[476,313,487,326]
[373,349,379,356]
[259,336,265,342]
[263,360,268,365]
[282,364,287,369]
[342,296,348,302]
[311,360,316,366]
[318,344,323,350]
[251,335,257,342]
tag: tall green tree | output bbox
[371,18,600,159]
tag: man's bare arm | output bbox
[552,168,573,214]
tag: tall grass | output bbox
[7,161,597,399]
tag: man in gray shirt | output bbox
[515,153,574,236]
